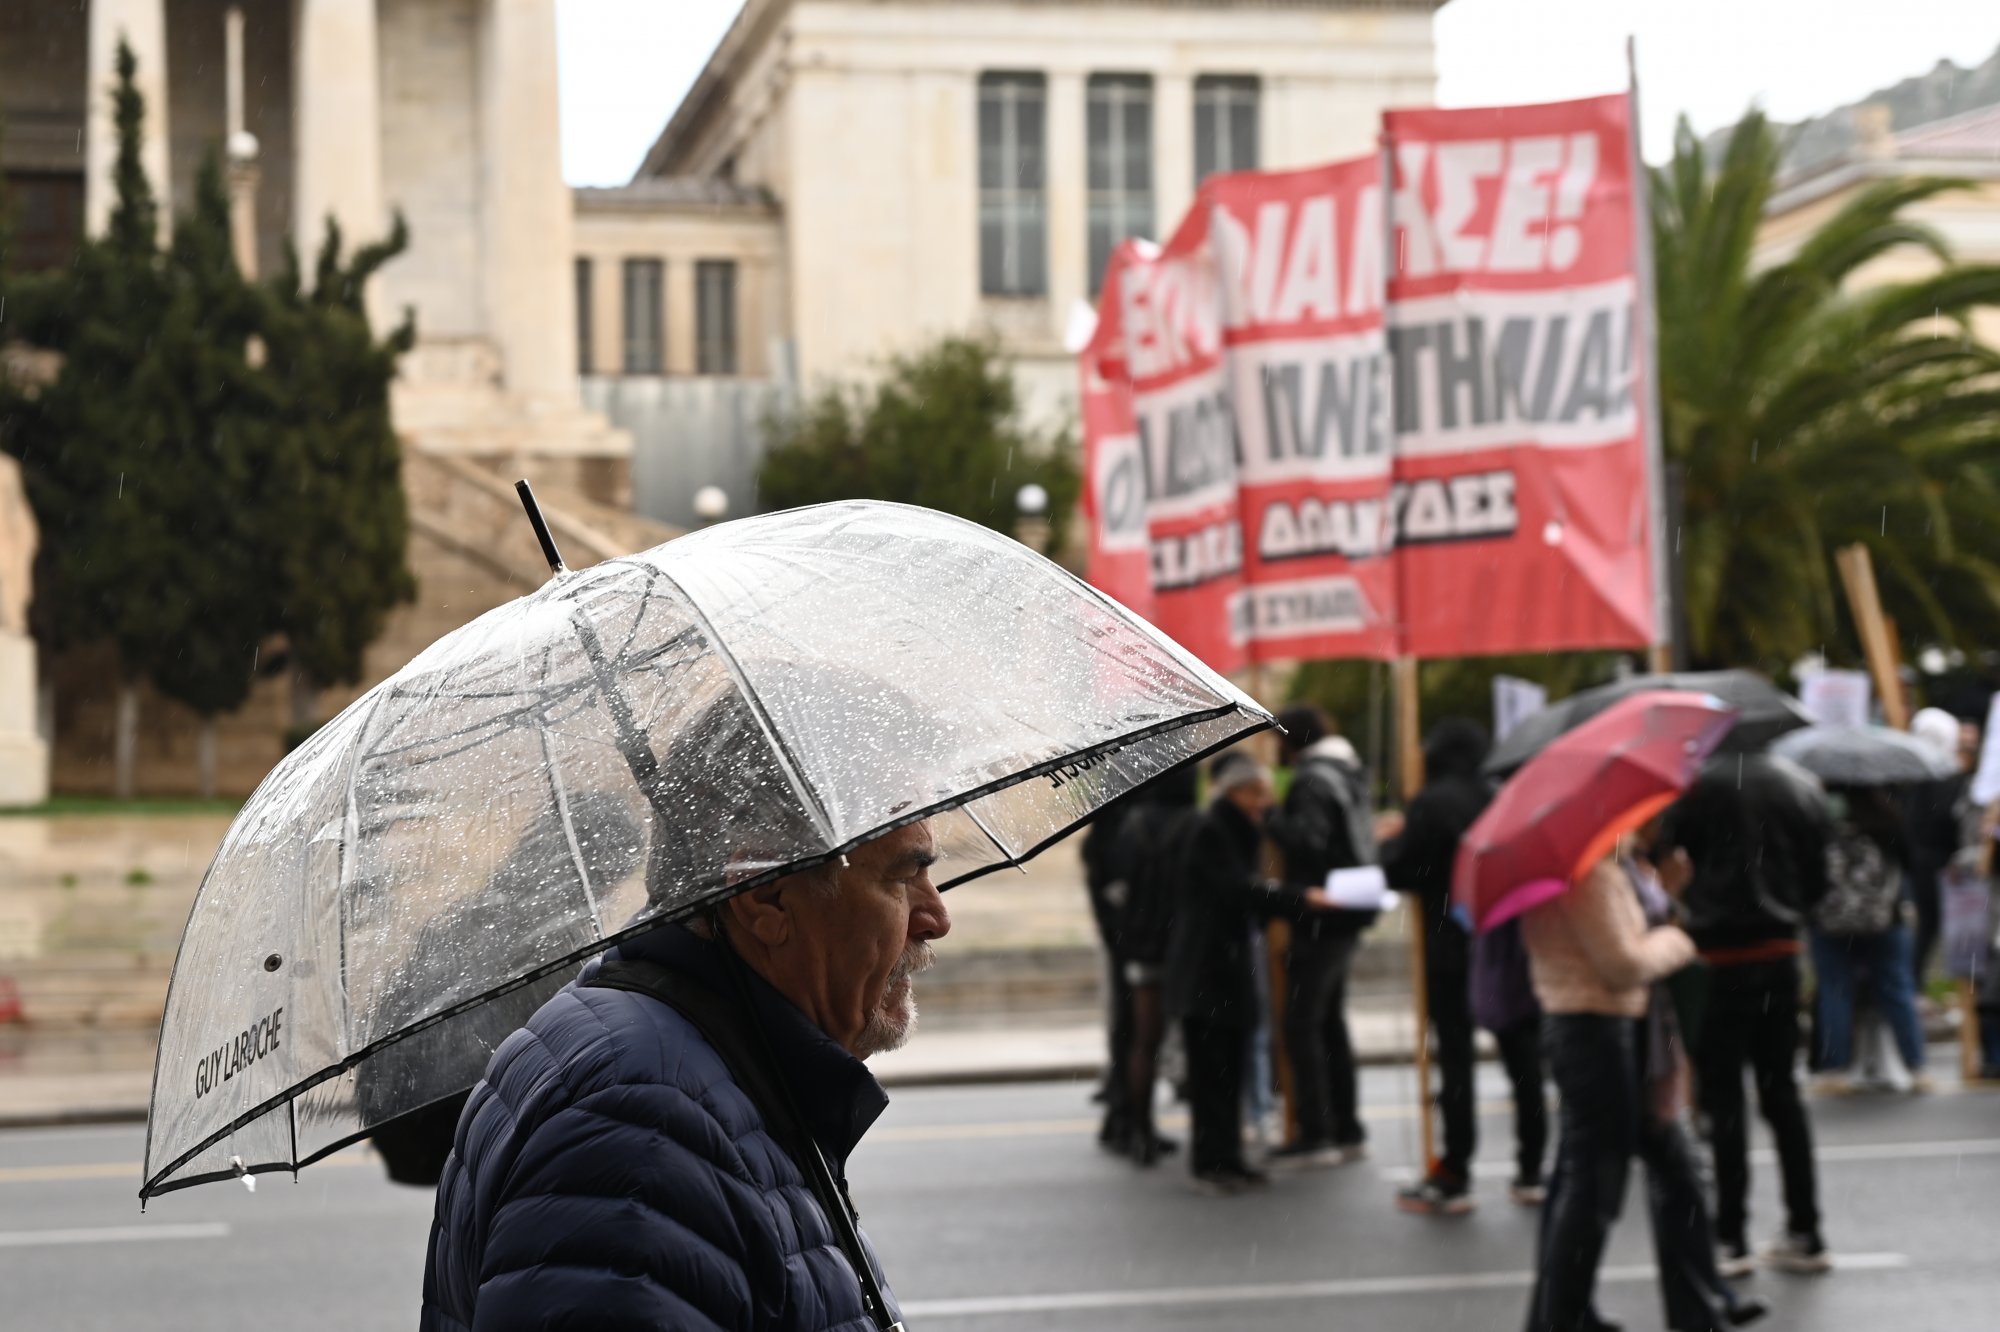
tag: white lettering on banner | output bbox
[1153,520,1244,591]
[1388,279,1639,456]
[1390,472,1519,545]
[1215,189,1384,328]
[1091,431,1150,554]
[1132,373,1241,519]
[1228,332,1391,486]
[1230,576,1377,644]
[1394,132,1601,277]
[1259,496,1393,562]
[1122,249,1223,382]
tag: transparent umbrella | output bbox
[142,499,1269,1200]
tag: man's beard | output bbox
[855,940,935,1059]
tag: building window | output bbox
[1087,74,1154,295]
[1194,76,1260,185]
[574,257,594,375]
[978,72,1047,297]
[695,259,738,375]
[622,258,664,374]
[4,171,85,272]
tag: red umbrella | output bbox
[1454,690,1736,932]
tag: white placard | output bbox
[1492,675,1549,742]
[1971,693,2000,807]
[1799,669,1872,728]
[1323,865,1397,911]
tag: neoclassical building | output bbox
[582,0,1448,426]
[1,0,661,796]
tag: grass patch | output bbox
[0,795,243,818]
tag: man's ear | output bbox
[724,879,794,948]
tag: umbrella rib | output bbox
[960,801,1022,870]
[535,710,606,944]
[642,568,842,847]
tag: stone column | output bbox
[481,0,579,406]
[85,0,171,237]
[1154,73,1196,242]
[293,0,384,309]
[1046,71,1087,315]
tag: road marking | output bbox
[872,1100,1515,1145]
[899,1253,1910,1319]
[0,1149,375,1187]
[1377,1137,2000,1182]
[0,1222,229,1250]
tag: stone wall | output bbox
[45,452,677,799]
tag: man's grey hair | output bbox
[1210,751,1271,797]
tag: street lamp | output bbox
[692,486,730,525]
[1014,483,1051,552]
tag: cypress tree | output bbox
[143,152,272,795]
[260,215,416,734]
[0,41,171,797]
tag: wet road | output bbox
[3,1062,1995,1330]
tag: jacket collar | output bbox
[604,923,891,1169]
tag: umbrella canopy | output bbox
[1770,724,1956,787]
[1485,670,1809,776]
[1455,691,1737,931]
[143,501,1271,1200]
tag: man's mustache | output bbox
[888,941,935,985]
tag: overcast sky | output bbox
[555,0,2000,186]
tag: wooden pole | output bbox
[1834,544,1908,730]
[1392,654,1435,1171]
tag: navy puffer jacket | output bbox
[420,924,900,1331]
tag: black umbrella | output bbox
[1485,670,1811,777]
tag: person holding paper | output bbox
[1266,706,1381,1171]
[1169,750,1342,1193]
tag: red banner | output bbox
[1077,355,1155,619]
[1382,94,1656,657]
[1209,156,1399,662]
[1079,92,1658,672]
[1105,214,1247,674]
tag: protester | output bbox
[1378,717,1524,1213]
[1521,843,1767,1331]
[1661,754,1831,1275]
[1470,913,1550,1207]
[421,821,947,1330]
[1906,707,1974,988]
[1267,705,1380,1171]
[1808,783,1930,1094]
[1081,793,1144,1153]
[1107,764,1202,1164]
[1168,750,1335,1194]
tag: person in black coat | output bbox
[1660,752,1832,1274]
[1381,717,1527,1214]
[1109,764,1201,1164]
[1266,705,1379,1169]
[1168,751,1332,1194]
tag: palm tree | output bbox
[1653,110,2000,674]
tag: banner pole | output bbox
[1834,544,1909,730]
[1628,38,1675,674]
[1393,654,1434,1173]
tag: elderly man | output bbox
[421,820,947,1331]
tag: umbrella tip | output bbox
[515,479,568,577]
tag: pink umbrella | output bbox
[1454,690,1736,931]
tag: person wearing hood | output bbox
[1380,717,1527,1215]
[1659,753,1832,1275]
[1904,707,1975,988]
[1170,750,1337,1194]
[1266,705,1381,1169]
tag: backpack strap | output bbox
[584,956,903,1332]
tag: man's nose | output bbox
[910,878,950,942]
